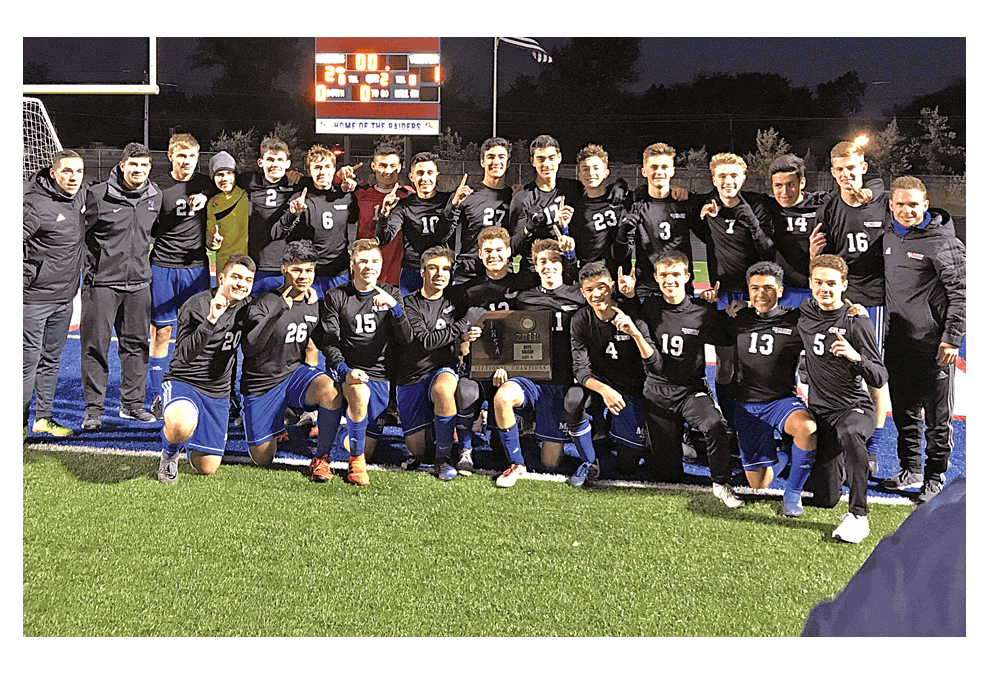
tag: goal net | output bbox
[23,97,63,180]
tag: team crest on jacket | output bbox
[907,252,924,261]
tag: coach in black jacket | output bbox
[23,150,86,437]
[79,143,163,429]
[881,176,966,503]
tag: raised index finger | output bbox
[552,223,563,239]
[459,173,468,188]
[811,223,823,237]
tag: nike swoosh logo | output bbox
[112,207,122,213]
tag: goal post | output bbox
[22,97,63,180]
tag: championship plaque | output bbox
[469,310,553,381]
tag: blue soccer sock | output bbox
[568,418,596,464]
[346,412,368,458]
[786,445,816,500]
[160,428,183,459]
[149,355,170,399]
[497,423,525,465]
[771,444,790,480]
[434,413,456,462]
[317,406,344,458]
[454,411,474,452]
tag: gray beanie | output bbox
[210,151,237,176]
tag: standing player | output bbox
[444,137,514,282]
[376,151,456,296]
[395,246,485,480]
[559,144,628,273]
[505,134,583,275]
[729,261,818,516]
[206,151,248,277]
[318,238,414,485]
[628,251,743,508]
[490,239,586,487]
[568,262,658,485]
[881,177,965,502]
[23,149,86,438]
[612,142,698,299]
[239,241,342,476]
[273,144,357,297]
[810,140,891,470]
[148,133,216,419]
[351,144,411,287]
[799,254,888,543]
[80,142,163,428]
[156,254,256,483]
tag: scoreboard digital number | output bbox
[314,37,441,136]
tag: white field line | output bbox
[24,442,916,505]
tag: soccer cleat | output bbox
[309,454,334,483]
[568,461,591,488]
[275,430,290,444]
[120,407,157,423]
[231,415,243,428]
[586,458,601,482]
[32,417,73,437]
[296,410,318,427]
[832,512,869,544]
[151,396,164,421]
[713,483,744,508]
[495,463,525,488]
[81,414,102,431]
[309,424,320,438]
[867,453,878,476]
[347,454,370,486]
[157,450,180,484]
[782,493,804,518]
[917,474,945,504]
[456,449,474,475]
[400,454,421,471]
[436,461,457,482]
[881,469,924,491]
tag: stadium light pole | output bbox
[492,37,499,137]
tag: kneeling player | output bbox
[729,261,817,516]
[397,246,485,479]
[157,254,255,483]
[239,241,343,479]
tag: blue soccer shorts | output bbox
[242,365,326,446]
[608,395,648,450]
[151,264,211,328]
[508,377,569,444]
[161,379,230,456]
[326,371,390,442]
[734,396,808,471]
[397,367,458,438]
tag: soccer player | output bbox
[148,133,216,419]
[273,144,357,297]
[80,142,163,429]
[729,261,818,516]
[156,254,256,483]
[444,137,514,282]
[351,144,412,287]
[376,151,456,296]
[798,254,888,543]
[559,144,628,273]
[238,137,301,296]
[612,142,698,299]
[568,262,658,486]
[395,246,485,480]
[319,238,414,485]
[628,250,743,509]
[880,177,965,502]
[505,134,583,274]
[490,239,586,487]
[239,241,342,478]
[810,141,892,472]
[23,149,86,438]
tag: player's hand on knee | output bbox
[346,369,369,385]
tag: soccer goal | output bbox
[23,97,63,181]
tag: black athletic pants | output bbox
[805,406,874,517]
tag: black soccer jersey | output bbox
[815,191,890,305]
[569,300,653,398]
[613,186,701,298]
[240,290,323,397]
[745,190,830,288]
[273,185,357,278]
[397,292,484,386]
[506,178,583,272]
[641,294,733,388]
[797,299,887,414]
[730,305,804,403]
[511,283,586,386]
[238,172,305,272]
[445,270,538,313]
[150,173,217,268]
[694,190,774,294]
[164,289,249,398]
[376,191,455,270]
[444,183,513,277]
[319,280,413,382]
[569,181,627,268]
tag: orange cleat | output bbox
[309,424,320,438]
[309,454,334,483]
[347,453,370,485]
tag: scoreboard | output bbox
[314,37,441,136]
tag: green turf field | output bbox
[23,447,913,637]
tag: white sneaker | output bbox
[832,512,870,544]
[713,483,744,508]
[495,463,525,488]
